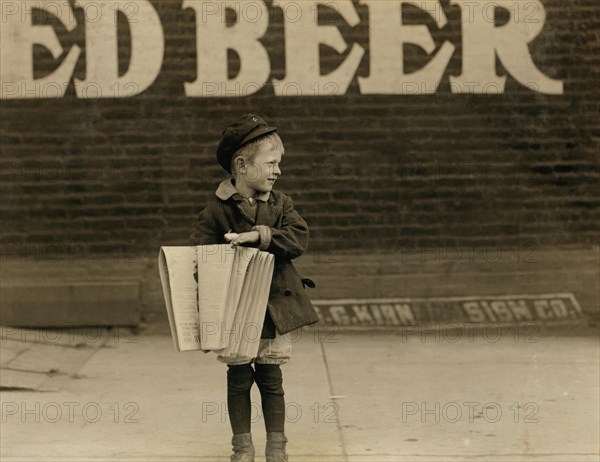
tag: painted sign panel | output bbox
[312,294,582,326]
[1,0,563,98]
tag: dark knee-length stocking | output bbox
[227,363,254,434]
[254,363,285,433]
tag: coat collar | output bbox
[216,178,272,203]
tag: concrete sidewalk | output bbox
[1,326,599,462]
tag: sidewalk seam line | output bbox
[38,333,111,390]
[319,338,349,462]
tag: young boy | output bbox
[188,114,319,462]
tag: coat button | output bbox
[284,289,292,296]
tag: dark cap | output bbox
[216,114,278,173]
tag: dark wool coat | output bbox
[188,188,320,339]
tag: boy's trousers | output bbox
[217,331,293,366]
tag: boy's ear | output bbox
[234,156,246,173]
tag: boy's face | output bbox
[239,142,283,194]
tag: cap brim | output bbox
[240,125,278,147]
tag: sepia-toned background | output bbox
[1,1,599,461]
[1,0,598,327]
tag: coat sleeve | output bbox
[257,195,308,260]
[188,205,220,246]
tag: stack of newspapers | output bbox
[158,245,274,357]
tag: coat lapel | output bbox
[255,196,282,227]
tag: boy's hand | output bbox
[224,231,260,247]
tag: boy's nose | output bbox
[273,165,281,175]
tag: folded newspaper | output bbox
[158,245,274,355]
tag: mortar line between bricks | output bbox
[319,338,349,462]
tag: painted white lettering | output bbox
[533,300,552,320]
[550,299,568,318]
[358,0,455,94]
[1,0,80,99]
[450,0,563,94]
[273,0,364,96]
[490,301,513,323]
[0,0,564,98]
[352,305,374,324]
[394,303,415,323]
[329,305,350,325]
[380,304,400,325]
[463,302,485,322]
[370,304,383,324]
[74,0,164,98]
[508,300,533,321]
[184,0,270,97]
[480,301,498,322]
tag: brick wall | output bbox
[1,0,599,262]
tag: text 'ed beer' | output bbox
[0,0,563,99]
